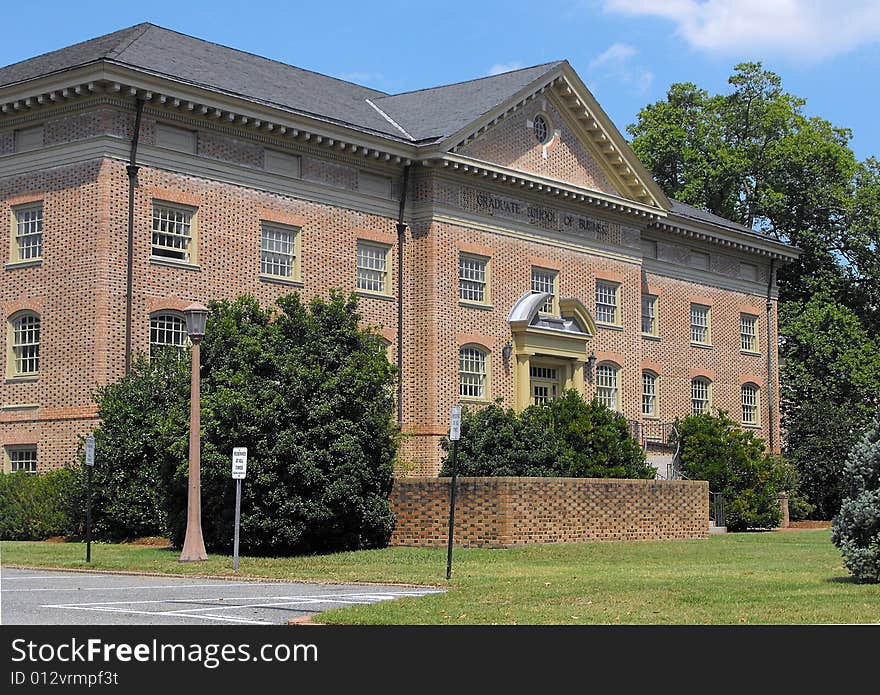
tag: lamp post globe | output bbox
[180,302,209,562]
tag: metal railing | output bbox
[709,492,725,528]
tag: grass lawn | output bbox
[2,529,877,624]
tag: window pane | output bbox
[691,379,709,415]
[596,282,618,324]
[641,295,656,334]
[459,256,487,302]
[152,205,192,261]
[12,314,40,374]
[261,225,297,277]
[531,269,556,313]
[8,447,37,473]
[740,315,757,352]
[15,206,43,260]
[356,243,387,293]
[596,364,618,410]
[459,347,486,398]
[742,385,758,424]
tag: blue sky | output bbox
[2,1,879,161]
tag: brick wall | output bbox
[389,476,709,547]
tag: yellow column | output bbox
[515,354,531,411]
[572,360,585,394]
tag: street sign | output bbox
[232,447,248,479]
[84,436,95,466]
[449,405,462,441]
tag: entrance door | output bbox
[530,364,560,406]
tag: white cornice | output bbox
[651,217,799,262]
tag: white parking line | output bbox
[2,582,315,593]
[48,604,273,625]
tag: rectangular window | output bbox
[740,314,758,352]
[264,150,302,177]
[356,241,389,294]
[530,365,559,406]
[641,295,657,335]
[596,281,619,325]
[531,268,558,314]
[459,254,488,303]
[690,304,711,345]
[642,372,657,417]
[154,123,197,153]
[14,125,43,152]
[260,223,299,279]
[7,445,37,473]
[151,204,195,263]
[14,204,43,261]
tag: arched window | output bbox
[9,312,40,376]
[642,371,658,417]
[459,346,488,399]
[596,363,619,411]
[691,377,711,415]
[149,312,187,358]
[741,383,760,425]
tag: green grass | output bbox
[3,530,878,624]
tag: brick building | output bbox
[1,24,798,476]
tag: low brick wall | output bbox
[389,477,709,548]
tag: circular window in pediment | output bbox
[533,114,551,145]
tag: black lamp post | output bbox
[179,302,209,562]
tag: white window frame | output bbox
[260,222,301,280]
[149,312,188,358]
[641,295,657,336]
[151,202,197,264]
[596,281,620,325]
[5,445,37,474]
[740,314,759,353]
[691,378,711,415]
[12,203,43,262]
[642,371,658,417]
[459,254,489,304]
[356,241,390,295]
[596,363,620,411]
[690,304,711,345]
[531,267,558,314]
[459,345,488,400]
[742,383,760,425]
[8,311,40,378]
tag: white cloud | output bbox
[487,62,524,76]
[599,0,880,61]
[586,43,654,94]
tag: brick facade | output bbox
[389,477,709,547]
[1,35,796,479]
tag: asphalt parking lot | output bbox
[0,567,442,625]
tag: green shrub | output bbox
[440,390,652,479]
[87,292,398,555]
[673,412,784,531]
[0,468,75,540]
[831,418,880,583]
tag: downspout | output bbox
[766,258,777,453]
[395,165,411,428]
[124,98,145,376]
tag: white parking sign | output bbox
[449,406,462,441]
[231,447,248,479]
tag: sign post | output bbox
[446,406,462,581]
[84,436,95,563]
[231,447,247,571]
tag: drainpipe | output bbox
[395,165,411,428]
[766,258,777,453]
[124,98,145,376]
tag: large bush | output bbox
[79,292,398,555]
[0,468,76,540]
[831,418,880,583]
[440,390,652,479]
[673,412,786,531]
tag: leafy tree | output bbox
[440,390,652,479]
[673,412,785,531]
[832,419,880,583]
[74,292,398,555]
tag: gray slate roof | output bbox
[0,23,562,144]
[668,199,775,241]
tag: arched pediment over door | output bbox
[507,291,596,410]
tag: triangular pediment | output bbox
[439,64,669,211]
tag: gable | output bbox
[458,95,622,196]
